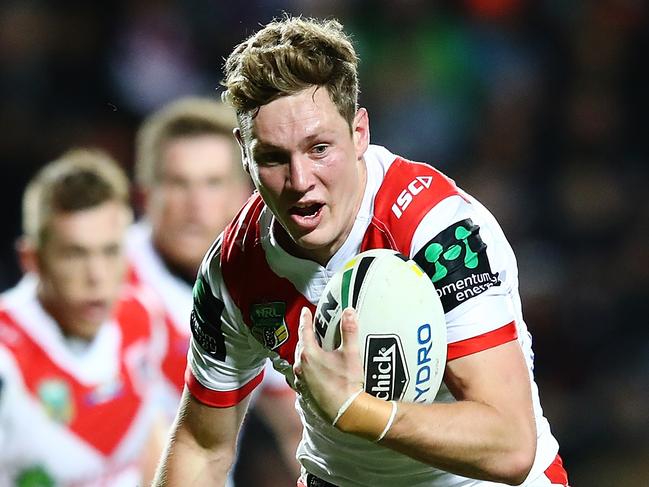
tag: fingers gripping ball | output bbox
[314,249,447,405]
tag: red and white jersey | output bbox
[187,145,564,486]
[0,275,164,487]
[126,221,293,420]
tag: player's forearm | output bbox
[380,399,536,485]
[333,390,535,485]
[142,415,171,486]
[152,428,234,487]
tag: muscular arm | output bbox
[141,413,171,486]
[381,340,536,483]
[294,308,536,486]
[153,388,251,487]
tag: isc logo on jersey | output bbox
[315,249,446,404]
[391,176,433,219]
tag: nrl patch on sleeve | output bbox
[250,302,289,350]
[191,275,226,360]
[414,218,501,312]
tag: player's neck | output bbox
[37,293,97,343]
[153,242,198,287]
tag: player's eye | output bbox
[205,177,224,189]
[103,244,121,258]
[163,176,190,190]
[58,246,86,259]
[255,151,289,166]
[311,144,329,156]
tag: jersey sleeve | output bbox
[186,241,269,407]
[411,194,519,361]
[126,284,170,414]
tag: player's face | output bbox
[146,134,251,274]
[36,201,130,340]
[243,87,369,265]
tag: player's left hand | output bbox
[293,307,364,422]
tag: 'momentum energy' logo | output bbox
[364,334,409,401]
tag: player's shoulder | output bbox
[113,283,164,344]
[365,147,464,254]
[217,192,271,297]
[367,146,461,221]
[0,310,24,352]
[0,300,42,401]
[0,277,40,351]
[220,191,265,264]
[407,187,516,319]
[410,189,510,257]
[0,314,24,377]
[379,157,460,212]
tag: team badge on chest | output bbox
[37,379,74,424]
[250,302,289,350]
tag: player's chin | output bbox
[286,219,322,243]
[292,231,338,258]
[68,319,104,341]
[172,235,213,257]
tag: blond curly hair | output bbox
[222,16,359,139]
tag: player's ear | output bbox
[233,128,250,174]
[352,108,370,159]
[16,236,40,275]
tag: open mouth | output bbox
[81,299,109,316]
[289,203,324,219]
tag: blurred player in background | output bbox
[155,16,569,487]
[0,149,164,486]
[127,97,302,482]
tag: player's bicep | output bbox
[187,250,268,404]
[444,340,533,422]
[190,273,227,362]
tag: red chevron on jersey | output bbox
[362,157,462,255]
[159,315,188,393]
[0,296,151,457]
[127,266,189,394]
[221,194,315,365]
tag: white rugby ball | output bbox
[314,249,447,404]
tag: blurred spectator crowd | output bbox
[0,1,647,485]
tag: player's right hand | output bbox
[293,307,364,422]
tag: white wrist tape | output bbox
[331,388,364,426]
[375,400,398,442]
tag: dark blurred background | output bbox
[1,0,647,485]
